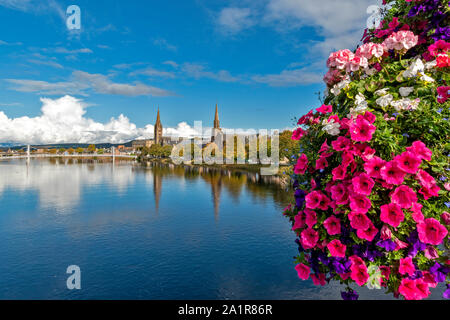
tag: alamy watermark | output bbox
[66,265,81,290]
[66,5,81,30]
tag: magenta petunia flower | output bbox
[327,239,346,258]
[350,263,369,286]
[331,136,351,151]
[349,211,371,230]
[349,117,376,142]
[441,212,450,225]
[315,156,328,170]
[292,212,306,230]
[399,257,415,276]
[391,185,417,208]
[364,156,386,179]
[399,278,430,300]
[380,161,406,185]
[311,273,326,286]
[410,202,424,223]
[356,222,378,241]
[349,194,372,214]
[301,228,319,249]
[380,203,405,228]
[416,169,437,189]
[380,224,392,240]
[332,165,347,181]
[406,141,432,161]
[394,151,421,174]
[291,127,306,140]
[316,104,333,114]
[304,209,317,228]
[294,154,308,175]
[330,183,349,205]
[295,263,310,280]
[352,173,375,196]
[417,218,448,245]
[305,191,322,209]
[418,184,440,200]
[324,215,341,235]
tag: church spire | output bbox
[154,106,163,145]
[214,103,220,129]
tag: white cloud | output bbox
[153,38,177,52]
[27,58,63,69]
[252,67,322,87]
[0,39,23,46]
[6,70,174,97]
[181,63,240,82]
[264,0,382,55]
[0,96,202,144]
[217,7,255,34]
[129,67,176,79]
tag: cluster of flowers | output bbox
[324,30,418,86]
[286,0,449,300]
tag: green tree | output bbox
[279,130,299,162]
[67,148,74,155]
[97,148,104,155]
[87,144,96,153]
[49,149,57,154]
[59,148,65,154]
[76,147,84,154]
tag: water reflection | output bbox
[0,159,292,217]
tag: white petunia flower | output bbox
[322,119,340,136]
[403,58,424,78]
[376,94,393,107]
[425,60,437,70]
[366,265,382,290]
[399,87,414,97]
[375,88,389,96]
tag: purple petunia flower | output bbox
[341,289,359,300]
[377,239,396,251]
[444,284,450,299]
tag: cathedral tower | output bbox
[211,103,223,143]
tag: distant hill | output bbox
[0,141,134,151]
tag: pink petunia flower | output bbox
[332,165,347,181]
[349,194,372,214]
[364,156,386,179]
[428,40,450,57]
[331,136,351,151]
[292,212,306,230]
[380,161,406,185]
[416,169,437,189]
[406,141,432,161]
[316,104,333,114]
[399,278,429,300]
[352,173,375,196]
[327,239,346,258]
[349,211,371,230]
[356,221,378,241]
[380,224,392,240]
[291,127,306,140]
[394,238,409,251]
[300,228,319,249]
[304,209,317,228]
[391,185,417,208]
[305,191,322,209]
[294,154,308,175]
[394,151,422,174]
[323,215,341,235]
[295,263,310,280]
[350,262,369,286]
[315,156,328,170]
[418,184,440,200]
[349,117,376,142]
[410,202,424,223]
[424,246,439,260]
[330,183,349,205]
[380,203,405,228]
[311,273,326,286]
[441,211,450,225]
[399,257,415,276]
[417,218,448,245]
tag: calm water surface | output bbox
[0,159,444,299]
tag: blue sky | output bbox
[0,0,382,144]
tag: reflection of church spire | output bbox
[153,171,162,213]
[210,175,222,220]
